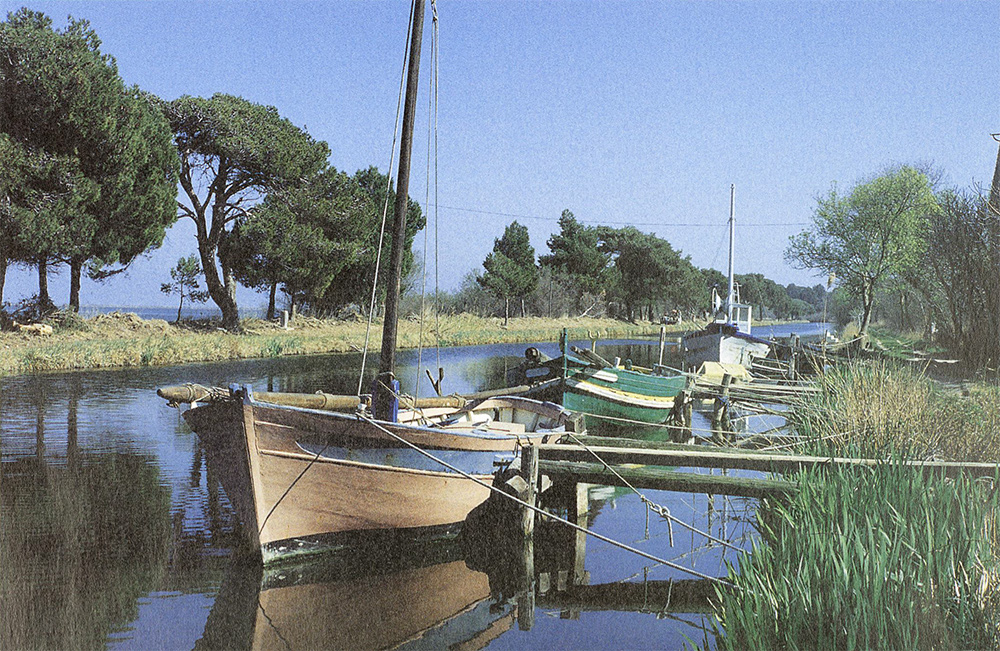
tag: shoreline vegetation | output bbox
[0,311,740,377]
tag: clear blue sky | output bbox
[5,0,999,310]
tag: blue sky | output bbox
[5,0,998,310]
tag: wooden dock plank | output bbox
[537,460,795,499]
[539,444,1000,478]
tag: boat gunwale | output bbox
[245,391,568,443]
[257,443,500,480]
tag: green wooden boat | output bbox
[522,331,688,425]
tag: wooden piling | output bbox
[711,373,734,441]
[517,444,538,631]
[520,444,539,537]
[658,325,667,366]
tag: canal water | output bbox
[1,323,827,650]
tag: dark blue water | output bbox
[0,331,805,650]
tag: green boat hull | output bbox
[560,364,687,425]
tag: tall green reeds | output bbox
[790,360,1000,463]
[711,462,1000,649]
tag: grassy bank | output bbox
[0,311,681,377]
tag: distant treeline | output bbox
[422,211,827,325]
[9,10,1000,372]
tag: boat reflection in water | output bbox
[196,480,724,651]
[196,540,513,651]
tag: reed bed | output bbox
[790,359,1000,463]
[710,462,1000,650]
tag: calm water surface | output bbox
[1,323,827,650]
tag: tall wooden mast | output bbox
[726,184,735,323]
[375,0,425,420]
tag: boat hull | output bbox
[683,329,771,369]
[183,391,560,563]
[522,352,687,425]
[562,370,685,424]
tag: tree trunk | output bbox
[267,282,277,321]
[520,297,525,318]
[504,297,509,326]
[37,261,52,310]
[198,243,240,330]
[69,258,82,313]
[176,290,184,322]
[224,264,237,302]
[859,285,874,335]
[0,256,7,307]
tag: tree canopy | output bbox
[0,9,178,310]
[785,166,939,334]
[478,221,538,324]
[165,93,329,328]
[540,210,609,312]
[597,226,703,321]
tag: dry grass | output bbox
[0,311,696,376]
[792,359,1000,463]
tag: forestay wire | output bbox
[358,0,418,397]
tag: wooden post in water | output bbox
[658,325,667,366]
[571,482,590,588]
[668,375,694,444]
[712,373,733,442]
[517,444,539,631]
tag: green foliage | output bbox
[786,283,828,313]
[711,462,1000,650]
[786,166,940,333]
[229,167,364,314]
[478,221,538,323]
[923,188,1000,368]
[597,226,703,320]
[160,255,209,322]
[306,166,425,314]
[165,93,330,328]
[0,10,178,307]
[540,210,610,312]
[733,273,796,319]
[790,360,1000,462]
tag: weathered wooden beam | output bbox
[158,381,555,412]
[539,444,1000,478]
[538,460,796,499]
[565,435,701,452]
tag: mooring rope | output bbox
[354,412,734,587]
[561,432,744,553]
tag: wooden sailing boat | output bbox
[159,0,578,564]
[682,185,772,369]
[520,330,688,426]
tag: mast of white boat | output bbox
[376,0,425,421]
[726,183,735,324]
